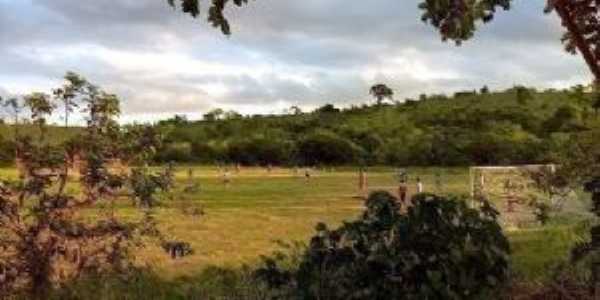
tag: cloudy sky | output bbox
[0,0,593,123]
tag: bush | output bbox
[226,136,295,166]
[190,141,219,163]
[258,192,511,299]
[297,131,363,165]
[155,142,193,162]
[0,134,15,164]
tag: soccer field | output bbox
[0,166,589,282]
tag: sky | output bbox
[0,0,593,123]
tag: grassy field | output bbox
[130,167,475,278]
[0,166,592,285]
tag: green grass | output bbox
[0,165,591,291]
[509,225,581,280]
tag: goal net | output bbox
[470,165,554,203]
[469,165,580,228]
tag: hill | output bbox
[154,86,599,167]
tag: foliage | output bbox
[4,87,597,167]
[227,136,295,166]
[297,130,362,166]
[52,72,85,128]
[369,84,394,106]
[554,128,600,185]
[0,74,175,299]
[152,87,594,166]
[129,166,174,208]
[166,0,600,85]
[167,0,254,35]
[154,142,194,163]
[533,202,552,225]
[418,0,512,45]
[256,191,510,299]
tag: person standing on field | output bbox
[416,177,423,194]
[434,171,442,193]
[358,167,367,197]
[223,168,231,186]
[398,179,408,204]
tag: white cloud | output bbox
[0,0,594,122]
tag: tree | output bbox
[480,85,490,94]
[203,108,225,121]
[289,105,303,115]
[568,84,594,123]
[2,97,23,139]
[298,131,363,165]
[369,84,394,106]
[420,0,600,84]
[0,74,174,299]
[23,93,55,142]
[168,1,600,84]
[515,86,533,105]
[166,0,254,35]
[223,110,243,120]
[256,192,510,299]
[53,72,86,128]
[314,103,339,114]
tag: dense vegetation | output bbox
[0,74,178,299]
[1,79,598,297]
[148,86,598,167]
[255,192,510,299]
[2,86,595,167]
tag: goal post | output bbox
[469,164,556,206]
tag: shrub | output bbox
[258,192,510,299]
[297,131,363,166]
[155,142,193,162]
[190,141,219,163]
[0,134,15,165]
[226,137,294,166]
[0,74,176,299]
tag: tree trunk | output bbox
[554,1,600,82]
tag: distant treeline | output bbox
[0,86,597,167]
[153,86,599,167]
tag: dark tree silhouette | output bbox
[166,0,253,35]
[53,72,85,128]
[369,84,394,106]
[420,0,600,83]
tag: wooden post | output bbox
[358,168,367,198]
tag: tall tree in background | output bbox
[3,97,23,139]
[53,72,86,128]
[369,84,394,106]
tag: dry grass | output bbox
[0,165,589,282]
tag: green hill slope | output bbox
[155,86,598,166]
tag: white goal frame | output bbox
[469,164,556,202]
